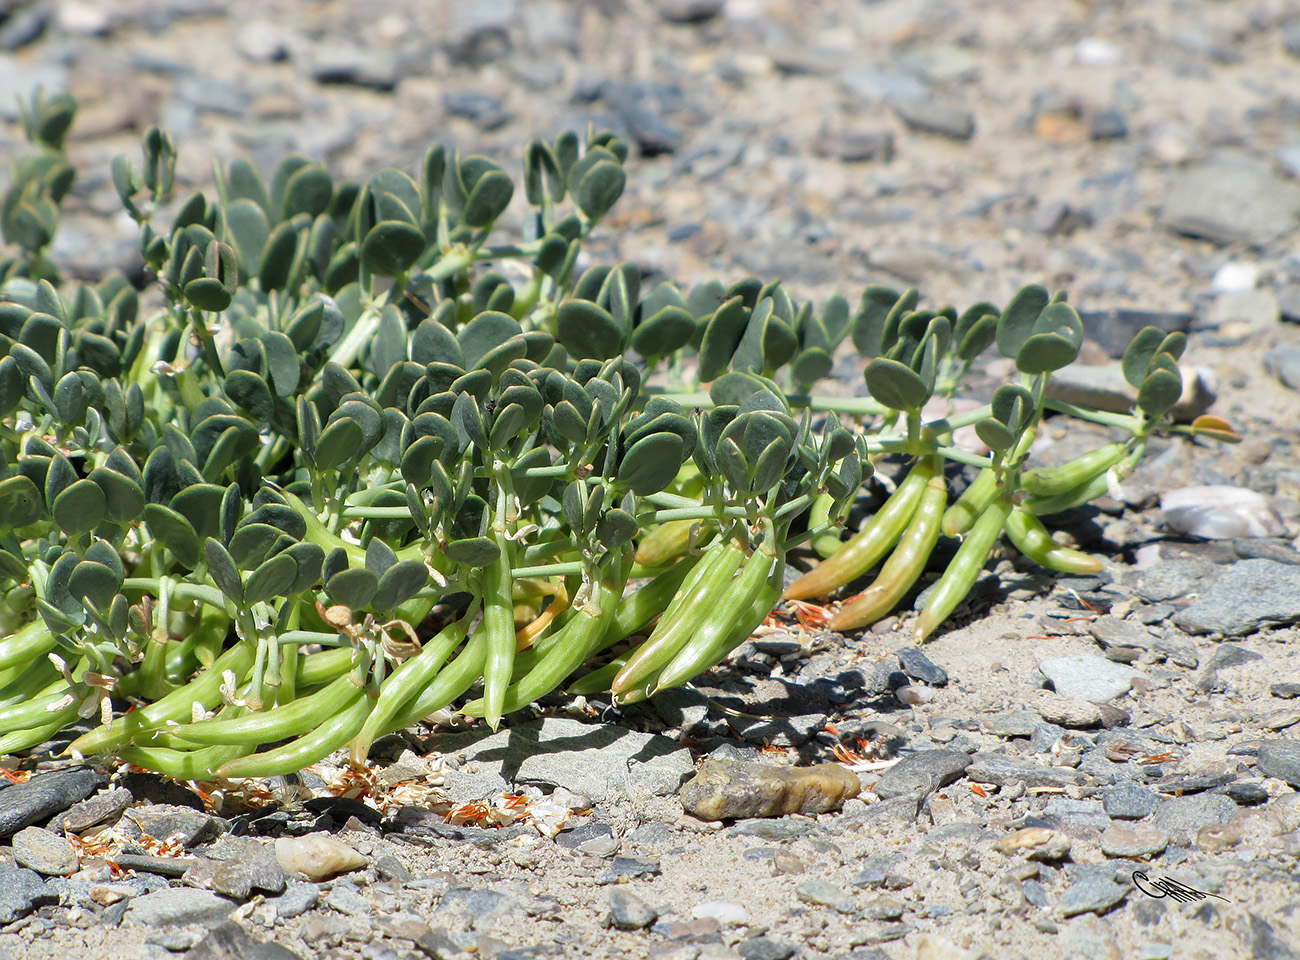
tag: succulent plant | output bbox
[0,100,1234,779]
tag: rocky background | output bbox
[2,0,1300,959]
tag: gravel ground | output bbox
[3,1,1300,958]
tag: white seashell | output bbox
[1160,485,1285,540]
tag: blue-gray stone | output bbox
[184,921,303,960]
[0,865,58,923]
[1038,656,1144,703]
[871,749,971,799]
[895,646,948,685]
[607,887,658,930]
[1103,783,1160,820]
[1152,794,1238,844]
[270,881,318,920]
[0,766,106,838]
[124,888,237,926]
[1173,560,1300,636]
[1162,153,1300,247]
[1257,741,1300,788]
[1057,864,1129,917]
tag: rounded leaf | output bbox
[360,220,425,277]
[864,357,929,411]
[0,474,43,528]
[443,536,500,567]
[617,432,686,496]
[52,479,106,537]
[995,284,1050,360]
[371,559,428,611]
[326,566,379,610]
[557,299,623,360]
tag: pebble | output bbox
[1038,657,1144,703]
[870,750,971,799]
[859,896,906,920]
[50,788,132,833]
[11,826,78,876]
[1160,486,1285,539]
[889,96,975,140]
[1100,823,1169,859]
[691,900,750,925]
[1256,741,1300,788]
[894,647,948,685]
[0,766,106,838]
[1271,682,1300,699]
[737,937,797,960]
[1160,153,1300,247]
[794,878,851,909]
[183,921,304,960]
[1032,691,1103,729]
[608,888,658,930]
[680,759,861,821]
[1151,794,1238,845]
[0,865,59,923]
[1226,781,1269,805]
[966,753,1086,789]
[1056,864,1130,918]
[123,888,237,927]
[210,839,287,898]
[596,856,661,883]
[1173,559,1300,636]
[995,827,1071,861]
[982,711,1044,737]
[127,804,224,847]
[325,883,371,916]
[112,852,194,878]
[270,881,319,920]
[1043,363,1215,422]
[1102,783,1161,820]
[274,834,368,881]
[654,0,725,22]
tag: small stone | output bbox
[1033,691,1103,729]
[981,711,1043,737]
[270,881,319,920]
[890,96,975,139]
[1103,784,1161,820]
[1101,823,1169,859]
[871,750,971,800]
[373,854,414,883]
[1264,710,1300,731]
[1226,781,1269,805]
[1271,683,1300,699]
[1039,657,1145,703]
[274,834,368,881]
[11,827,78,876]
[771,851,804,874]
[818,128,895,163]
[1161,153,1300,247]
[309,44,399,90]
[995,827,1072,861]
[795,878,851,908]
[654,0,725,22]
[124,888,237,927]
[680,760,860,821]
[211,840,286,898]
[859,896,905,920]
[738,937,797,960]
[608,888,658,930]
[51,788,132,833]
[184,921,303,960]
[1160,486,1285,540]
[1057,865,1129,918]
[325,884,370,916]
[1152,794,1238,845]
[895,647,948,685]
[0,766,106,838]
[1173,559,1300,636]
[1257,741,1300,788]
[966,753,1086,789]
[128,804,223,847]
[443,91,509,130]
[595,857,661,884]
[691,900,750,925]
[0,865,58,923]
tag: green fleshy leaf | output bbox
[360,220,426,277]
[864,357,929,412]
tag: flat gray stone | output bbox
[871,750,971,799]
[0,767,106,838]
[1257,741,1300,788]
[1102,783,1160,820]
[429,717,693,802]
[11,827,77,876]
[184,921,304,960]
[0,865,58,923]
[1151,794,1238,845]
[981,710,1043,738]
[1161,153,1300,246]
[124,888,237,927]
[1173,559,1300,636]
[1057,864,1129,917]
[965,753,1086,789]
[607,888,658,930]
[1039,657,1145,703]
